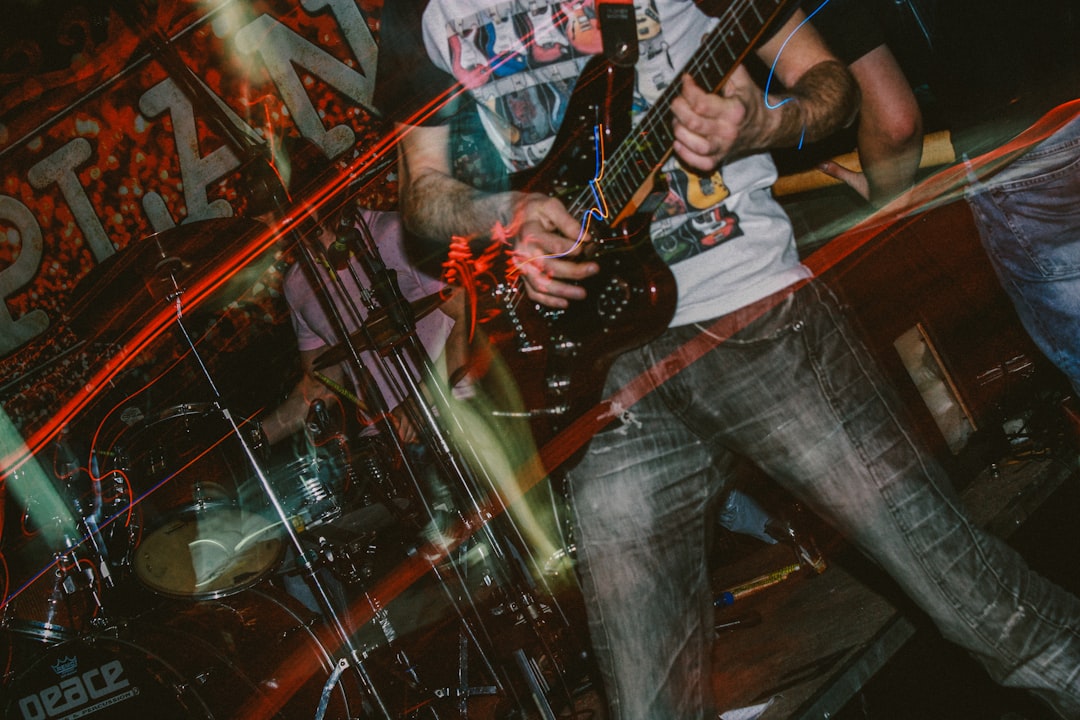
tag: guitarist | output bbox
[375,2,1080,719]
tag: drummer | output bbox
[257,204,461,450]
[251,196,467,619]
[238,137,465,454]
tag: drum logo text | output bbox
[17,658,138,719]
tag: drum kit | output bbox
[0,215,587,719]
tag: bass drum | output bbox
[1,586,362,719]
[106,403,283,599]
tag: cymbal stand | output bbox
[153,258,393,719]
[109,5,395,713]
[337,213,576,718]
[391,315,571,720]
[299,223,515,715]
[339,214,555,596]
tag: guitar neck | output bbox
[567,0,791,221]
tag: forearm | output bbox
[400,167,522,244]
[763,59,860,151]
[260,387,311,445]
[850,44,924,204]
[396,122,594,306]
[397,124,522,244]
[858,119,923,203]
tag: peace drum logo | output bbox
[16,656,138,720]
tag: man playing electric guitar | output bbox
[375,1,1080,718]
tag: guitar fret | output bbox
[612,170,633,208]
[574,0,787,223]
[734,16,750,44]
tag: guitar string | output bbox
[511,0,778,294]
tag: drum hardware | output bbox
[57,432,126,609]
[18,3,400,711]
[178,364,392,717]
[513,648,557,720]
[304,214,523,712]
[311,291,448,370]
[319,209,590,718]
[66,196,397,716]
[1,438,128,641]
[1,536,112,644]
[316,658,351,720]
[40,17,583,699]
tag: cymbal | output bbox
[65,218,266,340]
[312,291,445,370]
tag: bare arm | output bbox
[671,11,860,172]
[818,44,923,204]
[396,123,597,307]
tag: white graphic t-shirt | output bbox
[382,0,812,325]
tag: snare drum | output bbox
[1,464,124,642]
[108,404,282,599]
[251,435,389,535]
[264,454,346,533]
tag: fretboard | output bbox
[567,0,790,220]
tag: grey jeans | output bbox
[567,281,1080,720]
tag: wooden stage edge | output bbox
[708,454,1077,720]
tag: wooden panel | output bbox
[823,200,1066,466]
[708,458,1073,720]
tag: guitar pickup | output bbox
[490,405,569,418]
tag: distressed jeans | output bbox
[566,281,1080,720]
[967,112,1080,394]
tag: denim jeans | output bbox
[566,281,1080,720]
[967,113,1080,394]
[716,488,775,545]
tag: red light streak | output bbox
[233,97,1080,717]
[3,5,1072,701]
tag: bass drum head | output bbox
[2,631,251,719]
[2,586,361,719]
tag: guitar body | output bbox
[476,56,677,448]
[466,0,792,454]
[514,55,634,201]
[479,210,676,447]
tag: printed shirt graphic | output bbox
[419,0,810,325]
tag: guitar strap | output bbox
[597,0,639,66]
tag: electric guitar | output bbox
[472,0,794,451]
